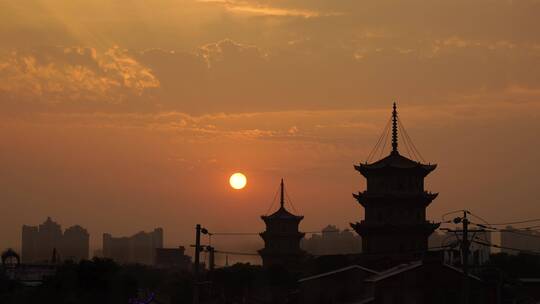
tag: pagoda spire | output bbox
[391,102,398,154]
[280,178,285,208]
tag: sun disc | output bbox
[229,173,247,190]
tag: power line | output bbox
[209,232,260,236]
[458,211,540,229]
[465,211,490,226]
[209,229,354,236]
[214,250,260,256]
[303,229,353,234]
[470,223,540,239]
[467,212,540,232]
[484,219,540,226]
[441,210,466,221]
[300,245,453,258]
[498,229,540,239]
[514,225,540,230]
[216,246,452,259]
[472,240,540,256]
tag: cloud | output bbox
[3,100,538,146]
[198,39,268,67]
[198,0,328,18]
[0,46,159,110]
[0,0,539,115]
[1,36,540,115]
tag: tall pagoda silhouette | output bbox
[351,103,439,259]
[259,179,306,268]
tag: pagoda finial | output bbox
[280,178,285,208]
[391,102,398,154]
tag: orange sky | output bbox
[1,0,539,263]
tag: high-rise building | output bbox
[21,225,38,263]
[259,179,306,268]
[351,103,439,261]
[36,217,63,262]
[62,225,90,261]
[102,228,163,265]
[21,217,89,263]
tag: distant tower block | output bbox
[351,103,439,258]
[259,179,306,268]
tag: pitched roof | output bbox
[350,297,375,304]
[364,260,482,283]
[299,265,379,283]
[364,261,422,282]
[443,264,482,281]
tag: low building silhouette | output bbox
[362,258,491,303]
[297,254,493,304]
[103,228,163,265]
[429,230,491,266]
[301,225,362,255]
[155,246,191,269]
[298,265,378,304]
[21,217,89,263]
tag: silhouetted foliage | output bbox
[207,263,300,304]
[0,258,194,304]
[486,253,540,279]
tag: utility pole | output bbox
[461,211,470,304]
[441,211,483,304]
[193,224,201,304]
[192,224,209,304]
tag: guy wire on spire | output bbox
[391,102,398,154]
[280,178,285,208]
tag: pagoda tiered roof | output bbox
[353,191,438,207]
[355,151,436,177]
[351,221,440,235]
[261,206,303,221]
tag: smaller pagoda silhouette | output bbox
[259,179,306,268]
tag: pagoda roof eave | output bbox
[261,207,304,221]
[353,192,438,207]
[355,163,437,175]
[355,152,436,176]
[350,221,440,235]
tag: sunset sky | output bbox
[1,0,539,262]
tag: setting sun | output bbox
[229,172,247,190]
